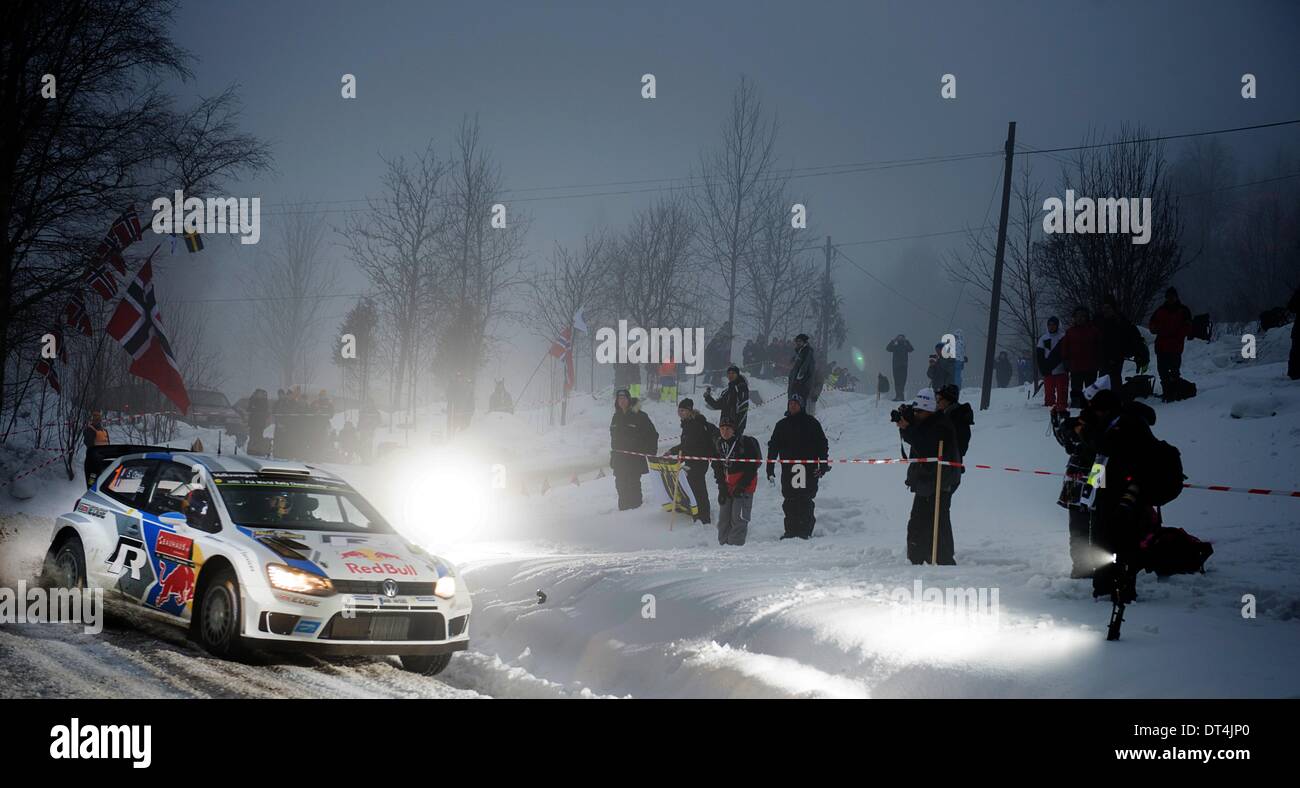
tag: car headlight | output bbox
[434,576,456,599]
[266,564,335,596]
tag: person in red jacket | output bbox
[1059,306,1102,408]
[712,415,762,545]
[1149,287,1193,389]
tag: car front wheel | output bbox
[196,566,246,659]
[43,535,87,590]
[400,653,453,676]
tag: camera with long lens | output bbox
[889,404,915,424]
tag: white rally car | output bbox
[42,450,470,676]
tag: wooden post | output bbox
[931,440,945,565]
[669,453,682,531]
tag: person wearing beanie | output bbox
[667,398,718,525]
[788,334,817,413]
[766,392,829,540]
[610,388,659,510]
[712,414,763,545]
[896,386,961,564]
[704,364,750,436]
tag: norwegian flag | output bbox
[35,359,61,394]
[105,249,190,414]
[64,294,92,337]
[95,237,127,275]
[109,207,144,249]
[548,325,576,392]
[82,262,119,299]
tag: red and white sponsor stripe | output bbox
[613,450,1300,498]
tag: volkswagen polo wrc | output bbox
[41,450,470,676]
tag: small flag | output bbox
[64,294,92,337]
[548,326,576,392]
[83,263,119,299]
[109,207,144,249]
[573,307,587,334]
[95,238,127,275]
[35,359,61,394]
[182,230,203,253]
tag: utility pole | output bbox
[821,235,832,354]
[980,121,1016,411]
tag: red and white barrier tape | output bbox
[1,453,67,489]
[613,450,1300,498]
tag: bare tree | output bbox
[609,195,699,385]
[249,205,335,389]
[947,161,1044,374]
[341,144,448,418]
[692,77,782,352]
[0,0,268,430]
[743,189,817,341]
[1037,125,1185,322]
[1227,158,1300,318]
[435,117,529,433]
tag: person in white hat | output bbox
[896,387,961,564]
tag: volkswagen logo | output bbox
[381,579,399,598]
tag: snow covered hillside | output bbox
[2,328,1298,698]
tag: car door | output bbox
[94,458,161,603]
[138,461,216,620]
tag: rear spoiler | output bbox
[85,444,173,487]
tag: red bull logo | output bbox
[157,561,195,606]
[339,548,402,562]
[344,561,417,576]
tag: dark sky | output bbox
[158,0,1300,400]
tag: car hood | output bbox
[239,527,451,581]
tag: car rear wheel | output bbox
[400,653,453,676]
[196,566,246,659]
[43,535,87,590]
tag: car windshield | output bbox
[214,478,394,533]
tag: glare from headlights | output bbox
[266,564,335,596]
[434,576,456,599]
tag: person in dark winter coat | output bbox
[897,387,961,564]
[1059,306,1102,408]
[885,334,913,401]
[766,393,829,539]
[488,379,515,414]
[1050,374,1122,578]
[247,389,271,454]
[935,384,973,461]
[1077,389,1161,603]
[609,388,659,510]
[1098,297,1145,390]
[667,399,717,525]
[703,365,750,436]
[787,334,816,411]
[1290,286,1300,381]
[994,351,1013,388]
[712,415,762,545]
[1037,316,1068,412]
[927,344,955,390]
[1149,287,1194,390]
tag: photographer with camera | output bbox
[1051,375,1114,578]
[704,364,750,436]
[894,388,961,565]
[766,392,829,540]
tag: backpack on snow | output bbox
[1138,526,1214,577]
[1140,439,1186,507]
[1121,373,1155,400]
[1161,377,1197,402]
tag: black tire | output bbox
[195,566,246,659]
[43,535,87,590]
[400,652,453,676]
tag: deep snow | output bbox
[2,327,1298,698]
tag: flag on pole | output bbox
[572,307,587,334]
[548,325,576,392]
[64,294,92,337]
[109,207,144,249]
[182,230,203,253]
[35,359,61,394]
[82,262,119,299]
[106,248,191,414]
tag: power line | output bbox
[1018,119,1300,156]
